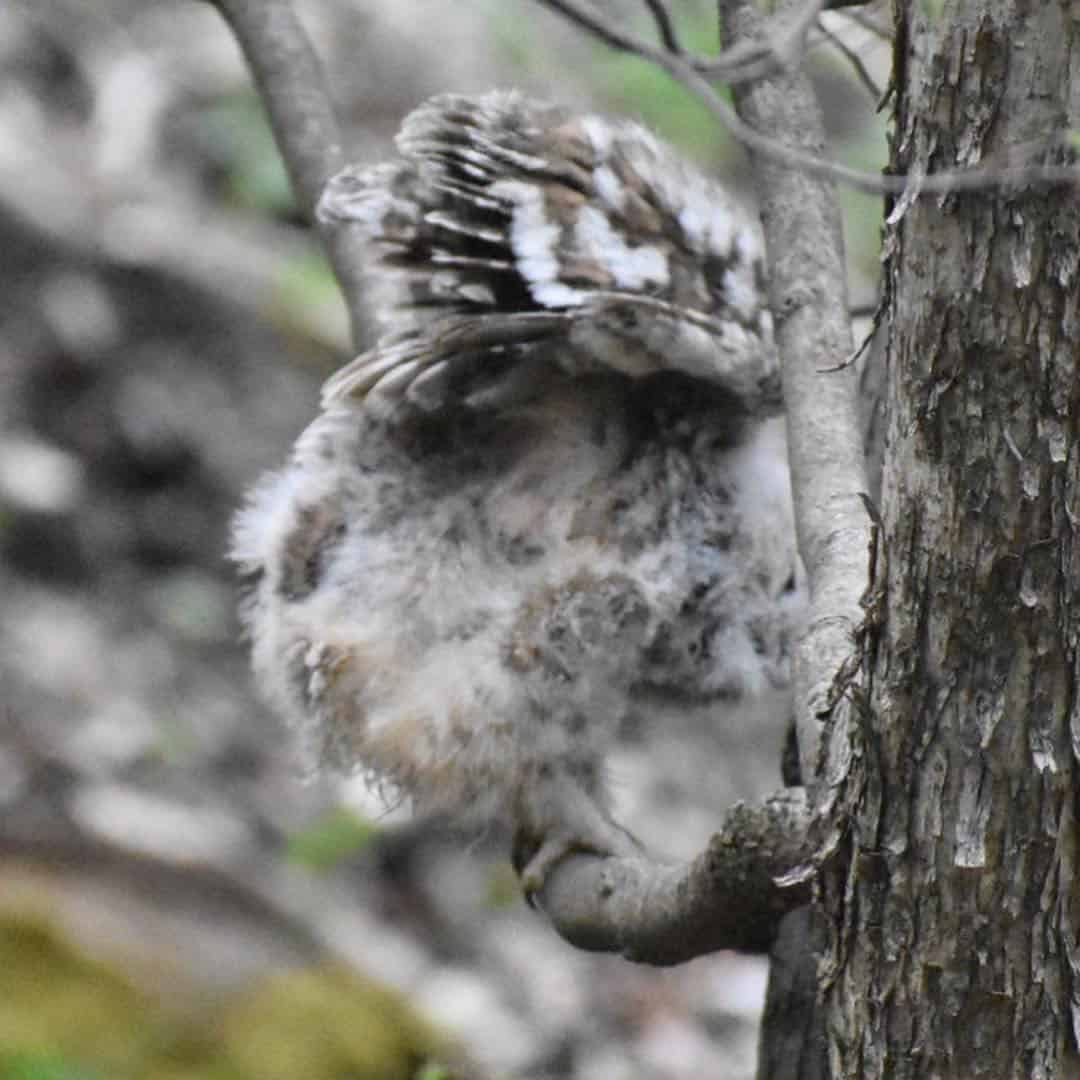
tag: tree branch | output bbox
[717,0,870,785]
[640,0,684,55]
[535,790,812,964]
[537,0,781,85]
[534,0,1080,195]
[814,15,884,102]
[207,0,370,347]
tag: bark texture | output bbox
[823,2,1080,1076]
[720,0,869,786]
[537,791,812,964]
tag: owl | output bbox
[232,91,803,891]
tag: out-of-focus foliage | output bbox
[492,2,726,160]
[414,1065,454,1080]
[484,864,523,910]
[226,968,449,1080]
[272,250,348,347]
[596,57,724,161]
[195,93,296,215]
[286,805,378,873]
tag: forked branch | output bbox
[534,0,1080,195]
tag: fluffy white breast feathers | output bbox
[234,91,800,893]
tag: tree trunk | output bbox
[822,1,1080,1075]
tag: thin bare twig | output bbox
[540,0,779,84]
[640,0,683,55]
[693,0,825,80]
[691,38,774,81]
[539,0,667,62]
[534,0,1080,195]
[845,5,893,41]
[207,0,370,347]
[815,15,884,101]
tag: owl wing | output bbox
[317,91,779,415]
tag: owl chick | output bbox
[233,91,803,891]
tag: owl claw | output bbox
[515,821,643,900]
[517,831,583,899]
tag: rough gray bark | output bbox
[537,791,811,964]
[719,0,870,789]
[822,2,1080,1076]
[716,2,869,1075]
[757,907,826,1080]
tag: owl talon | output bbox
[518,832,581,898]
[515,822,643,900]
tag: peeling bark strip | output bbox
[824,2,1080,1076]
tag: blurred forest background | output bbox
[0,2,887,1077]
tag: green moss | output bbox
[0,915,454,1080]
[414,1065,454,1080]
[224,969,444,1080]
[0,918,153,1075]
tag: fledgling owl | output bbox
[233,91,803,890]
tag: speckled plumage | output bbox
[233,92,803,886]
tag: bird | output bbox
[232,90,803,892]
